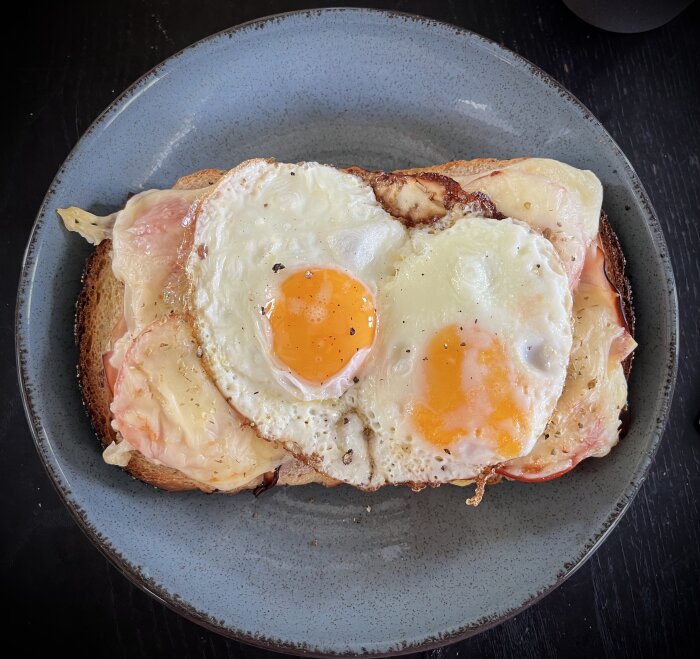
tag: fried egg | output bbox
[355,217,573,484]
[188,160,407,485]
[189,161,573,488]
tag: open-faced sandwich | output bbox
[59,157,635,504]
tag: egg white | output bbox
[356,217,573,485]
[188,160,407,486]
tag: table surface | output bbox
[3,1,698,656]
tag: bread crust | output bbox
[75,163,634,493]
[173,169,225,191]
[398,157,528,178]
[75,241,120,453]
[599,211,635,377]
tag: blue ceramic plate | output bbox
[17,9,677,656]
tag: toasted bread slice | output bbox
[74,162,634,494]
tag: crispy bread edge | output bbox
[599,211,636,376]
[76,240,219,492]
[398,157,528,178]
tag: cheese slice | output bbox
[111,314,286,490]
[454,158,603,288]
[58,206,116,245]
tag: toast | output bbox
[73,160,634,494]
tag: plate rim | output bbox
[15,7,679,656]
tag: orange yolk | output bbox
[266,268,376,384]
[411,324,526,458]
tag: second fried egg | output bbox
[356,217,573,485]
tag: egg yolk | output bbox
[266,268,376,384]
[411,324,526,458]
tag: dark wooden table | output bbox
[3,1,698,656]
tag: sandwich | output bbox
[59,157,635,504]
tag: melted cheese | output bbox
[59,206,116,245]
[499,242,636,480]
[454,158,603,288]
[111,314,286,490]
[105,187,207,404]
[111,188,204,334]
[103,437,136,467]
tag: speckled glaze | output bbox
[16,9,677,656]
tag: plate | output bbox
[16,9,677,656]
